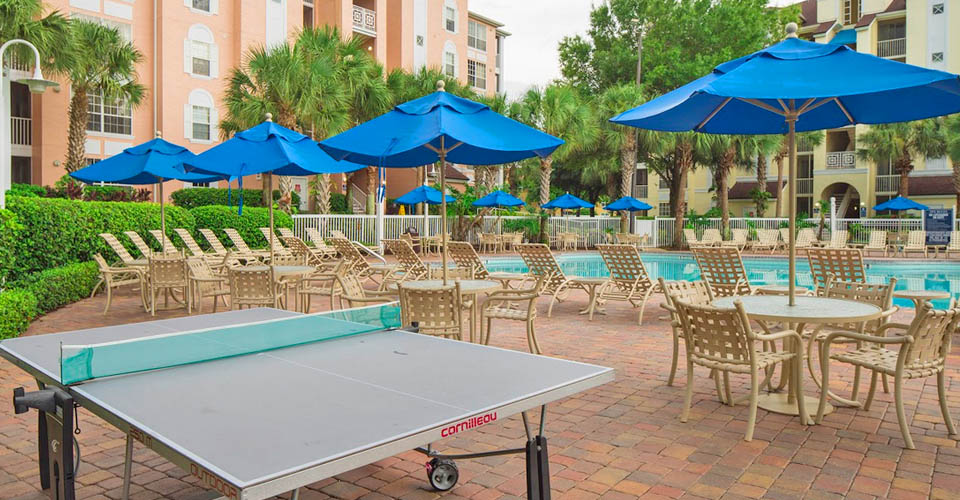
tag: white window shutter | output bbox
[183,0,191,7]
[183,39,192,74]
[210,0,219,14]
[210,43,219,78]
[184,104,192,140]
[211,106,219,142]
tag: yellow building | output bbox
[632,0,959,219]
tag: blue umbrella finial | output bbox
[437,80,445,92]
[264,112,273,122]
[786,22,798,39]
[155,130,162,138]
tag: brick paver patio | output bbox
[2,260,959,500]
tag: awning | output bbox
[829,29,857,45]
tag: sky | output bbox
[469,0,802,98]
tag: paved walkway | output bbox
[2,277,959,500]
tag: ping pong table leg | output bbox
[121,434,134,500]
[523,405,551,500]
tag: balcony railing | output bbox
[796,178,813,195]
[826,151,856,169]
[11,117,30,146]
[632,185,648,199]
[352,5,376,37]
[876,175,899,194]
[878,38,906,59]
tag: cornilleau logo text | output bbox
[441,412,498,437]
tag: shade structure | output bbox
[472,190,525,208]
[873,196,929,212]
[605,196,653,212]
[395,185,454,205]
[182,117,366,261]
[70,135,224,252]
[542,193,593,210]
[319,82,564,283]
[610,22,960,306]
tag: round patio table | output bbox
[570,277,610,320]
[389,279,501,343]
[711,295,882,418]
[893,290,950,309]
[487,271,530,290]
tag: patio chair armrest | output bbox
[878,306,899,319]
[875,322,911,336]
[343,294,394,303]
[822,330,910,345]
[190,276,227,283]
[660,302,677,314]
[754,330,801,343]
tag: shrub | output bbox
[331,192,349,214]
[0,289,38,339]
[189,205,292,250]
[6,196,195,277]
[12,261,99,314]
[171,188,300,210]
[7,183,46,197]
[0,209,21,284]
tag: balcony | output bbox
[632,185,648,199]
[11,117,30,146]
[826,151,856,169]
[876,175,899,194]
[797,178,813,195]
[878,38,905,59]
[352,5,376,37]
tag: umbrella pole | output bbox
[268,173,275,263]
[787,113,797,306]
[159,180,166,253]
[440,138,448,285]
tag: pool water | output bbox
[484,253,960,309]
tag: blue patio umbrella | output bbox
[70,134,224,252]
[472,190,525,208]
[395,185,454,205]
[182,116,365,259]
[605,196,653,212]
[610,22,960,305]
[319,82,563,282]
[873,196,929,212]
[542,193,593,210]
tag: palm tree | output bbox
[773,131,823,217]
[521,84,597,205]
[648,132,713,247]
[857,119,946,198]
[64,20,144,173]
[705,136,736,236]
[0,0,71,74]
[946,115,960,209]
[732,135,778,217]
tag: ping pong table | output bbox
[2,303,613,500]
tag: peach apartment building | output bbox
[8,0,508,211]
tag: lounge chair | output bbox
[682,228,701,248]
[825,230,849,249]
[858,231,891,257]
[900,230,929,258]
[223,228,268,257]
[750,229,781,254]
[447,241,528,287]
[806,247,865,292]
[944,231,960,258]
[383,238,430,281]
[303,228,340,260]
[596,244,659,325]
[198,229,230,256]
[721,229,748,251]
[329,237,397,287]
[517,243,594,317]
[700,228,722,246]
[174,229,208,257]
[123,231,154,257]
[793,228,820,254]
[148,230,178,253]
[259,227,286,249]
[692,246,754,297]
[99,233,145,267]
[281,235,331,267]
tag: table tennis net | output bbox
[60,302,402,385]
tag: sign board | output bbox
[925,208,952,246]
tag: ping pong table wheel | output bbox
[426,458,458,491]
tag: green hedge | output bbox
[330,192,349,214]
[189,205,292,250]
[11,261,100,314]
[0,209,22,284]
[0,290,38,339]
[171,188,300,210]
[6,196,195,277]
[7,183,46,197]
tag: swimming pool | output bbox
[484,253,960,309]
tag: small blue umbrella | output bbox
[395,185,454,205]
[182,116,365,259]
[472,190,525,208]
[542,193,593,210]
[605,196,653,212]
[610,22,960,305]
[319,82,563,282]
[71,134,225,251]
[873,196,929,212]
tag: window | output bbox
[444,6,456,32]
[658,203,672,217]
[443,42,457,77]
[635,168,648,186]
[933,3,944,15]
[192,106,211,141]
[302,0,314,28]
[184,24,218,78]
[467,60,486,90]
[932,52,944,63]
[185,89,217,143]
[86,91,133,136]
[185,0,219,14]
[878,21,906,41]
[193,0,210,11]
[468,21,487,51]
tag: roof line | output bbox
[467,10,505,28]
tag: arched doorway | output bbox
[821,183,861,219]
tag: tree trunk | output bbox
[671,143,693,248]
[415,166,424,215]
[756,152,767,217]
[65,88,89,174]
[718,146,735,237]
[314,174,331,214]
[896,154,912,198]
[619,132,638,233]
[366,166,377,215]
[539,157,553,206]
[774,152,786,217]
[953,160,960,210]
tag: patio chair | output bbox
[146,251,190,316]
[502,232,523,252]
[859,230,891,257]
[901,230,929,258]
[99,233,143,267]
[148,230,178,253]
[228,265,281,310]
[674,298,808,441]
[123,231,155,257]
[296,261,348,311]
[825,230,849,249]
[807,247,865,292]
[817,302,960,449]
[945,231,960,258]
[517,243,596,317]
[223,228,267,257]
[198,229,230,256]
[303,228,340,260]
[481,274,548,354]
[398,282,463,340]
[683,228,701,248]
[383,238,430,281]
[335,267,398,309]
[596,244,659,325]
[658,278,714,388]
[701,228,722,247]
[555,232,576,251]
[186,258,229,314]
[721,229,748,251]
[479,233,500,253]
[91,253,146,314]
[751,229,781,254]
[692,246,753,297]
